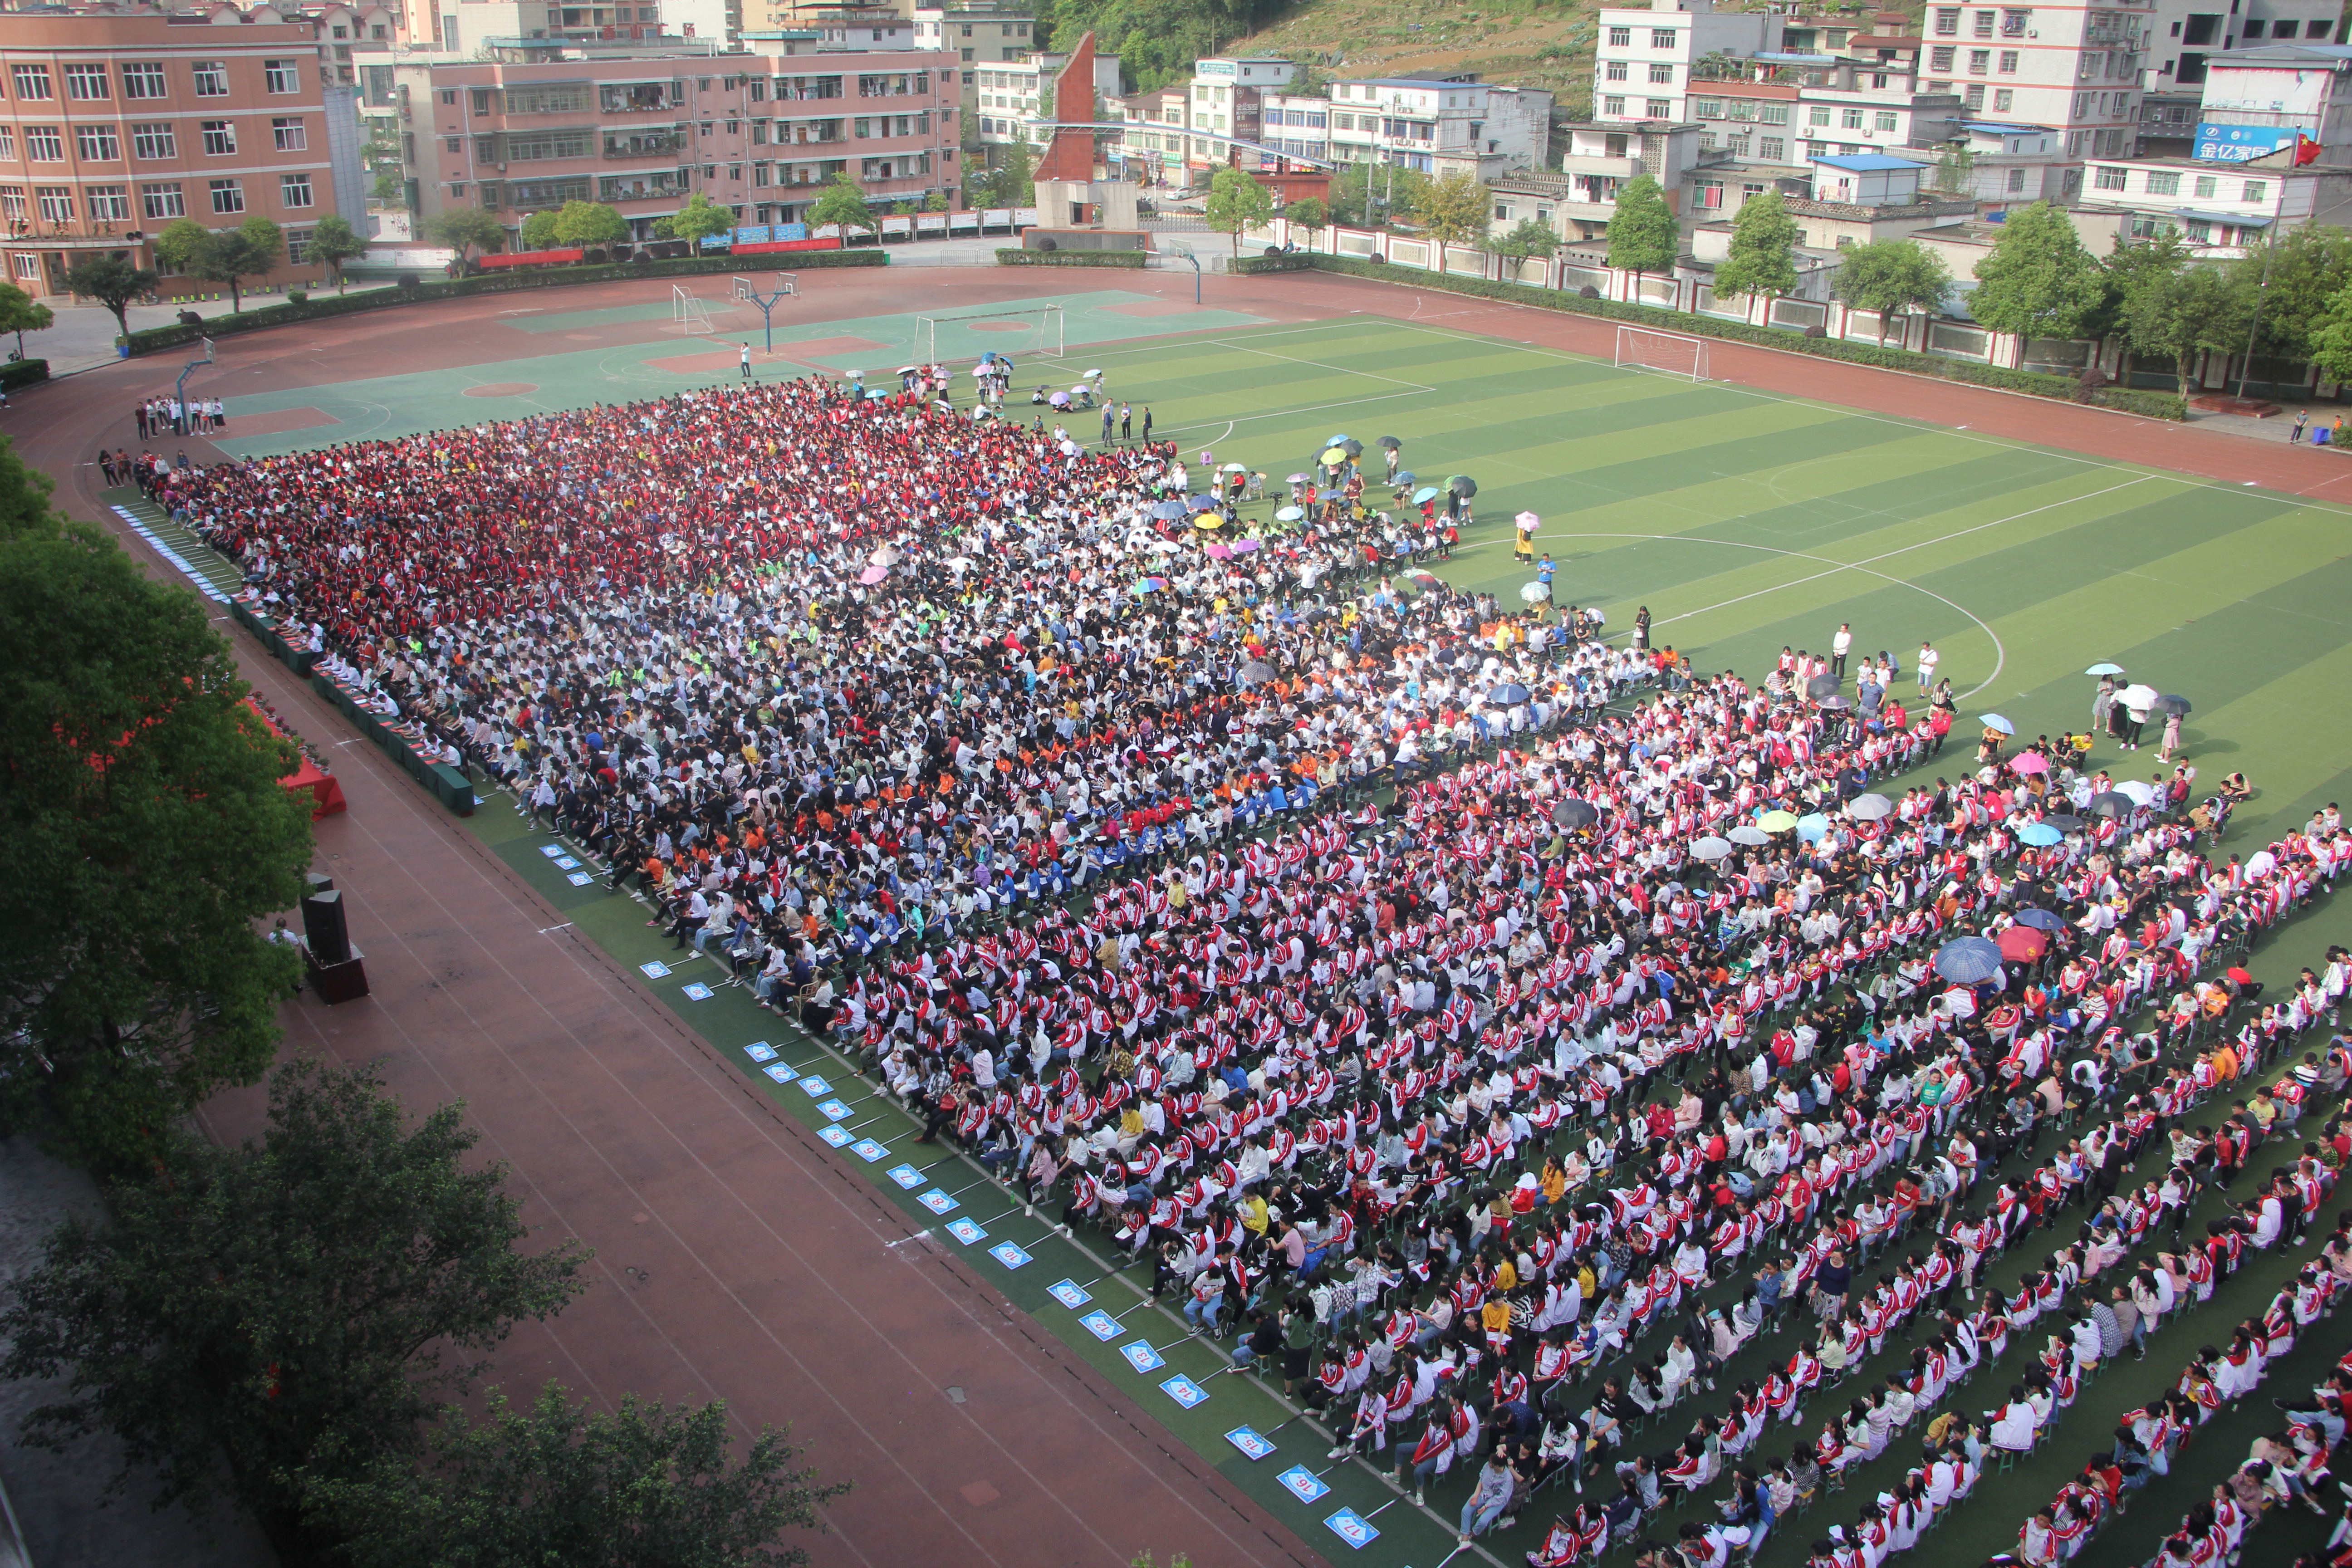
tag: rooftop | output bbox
[1811,152,1929,170]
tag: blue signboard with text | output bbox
[2195,122,2299,162]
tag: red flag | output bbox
[2295,133,2324,166]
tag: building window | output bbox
[2193,174,2216,198]
[1965,84,1985,109]
[140,181,185,218]
[2184,220,2212,243]
[1973,9,1995,34]
[35,186,73,224]
[1969,49,1991,73]
[120,62,167,101]
[202,121,237,156]
[2007,167,2026,192]
[85,184,129,223]
[2146,171,2179,194]
[192,61,230,97]
[281,172,314,208]
[2244,180,2266,201]
[210,178,244,214]
[265,59,301,94]
[1759,136,1786,161]
[1651,28,1677,47]
[1605,60,1627,81]
[273,117,307,151]
[23,126,64,162]
[132,122,176,159]
[2003,8,2029,33]
[1608,25,1632,46]
[1875,111,1898,132]
[286,225,313,263]
[11,65,54,101]
[65,63,112,101]
[1993,88,2013,110]
[1648,62,1674,83]
[1934,5,1960,31]
[1807,106,1830,127]
[1602,95,1627,116]
[1931,46,1955,71]
[1842,107,1864,129]
[76,124,122,160]
[1694,98,1723,118]
[0,187,20,221]
[2093,164,2126,190]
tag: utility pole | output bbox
[2234,229,2278,399]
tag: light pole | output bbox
[2233,227,2278,399]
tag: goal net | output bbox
[671,284,715,336]
[1614,325,1709,382]
[913,302,1065,365]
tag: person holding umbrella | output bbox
[2158,698,2188,763]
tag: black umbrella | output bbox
[2155,694,2192,716]
[2014,906,2068,932]
[1449,475,1477,498]
[1238,660,1277,686]
[2087,791,2135,818]
[2042,813,2086,833]
[1805,672,1842,699]
[1342,438,1363,457]
[1553,799,1599,829]
[1378,435,1402,449]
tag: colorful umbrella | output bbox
[1488,682,1531,706]
[2014,906,2068,931]
[1204,542,1234,559]
[857,564,887,584]
[2016,822,2063,846]
[1514,510,1540,528]
[1412,486,1441,504]
[1132,576,1167,593]
[1149,499,1186,519]
[1796,813,1831,842]
[1232,538,1260,553]
[1286,472,1311,484]
[1758,809,1801,833]
[1320,447,1348,466]
[1978,713,2015,735]
[1997,926,2048,962]
[2010,752,2048,775]
[1933,936,2005,984]
[1393,470,1418,485]
[1223,461,1248,472]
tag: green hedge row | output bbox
[1230,253,1314,274]
[1294,254,2188,421]
[994,248,1148,268]
[0,358,49,392]
[123,249,887,356]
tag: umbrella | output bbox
[2085,662,2127,676]
[1232,538,1261,553]
[1187,494,1220,511]
[1223,461,1248,472]
[864,389,891,401]
[1275,505,1305,521]
[1326,433,1353,446]
[868,544,902,566]
[1933,936,2005,985]
[1690,836,1734,861]
[1817,694,1852,711]
[1520,582,1550,603]
[1194,516,1225,531]
[2115,779,2158,807]
[1149,500,1186,519]
[2014,906,2068,932]
[1449,475,1477,498]
[1342,439,1363,457]
[1394,470,1418,485]
[1997,926,2049,962]
[1083,367,1103,377]
[1320,447,1348,466]
[1978,713,2015,735]
[1393,575,1426,598]
[2155,694,2191,716]
[1286,472,1312,484]
[1133,576,1167,593]
[1553,799,1598,829]
[1204,542,1234,559]
[1806,673,1842,699]
[2010,752,2048,776]
[2118,683,2161,709]
[1729,824,1772,847]
[1758,809,1801,833]
[1378,436,1402,449]
[1847,793,1894,821]
[2041,813,2085,833]
[1514,510,1540,529]
[2086,791,2135,818]
[1238,660,1277,685]
[1406,569,1439,587]
[857,564,887,584]
[896,363,921,373]
[1149,539,1183,554]
[2016,822,2064,847]
[1488,682,1531,706]
[1796,813,1831,843]
[1049,392,1070,407]
[1412,487,1441,504]
[1070,384,1092,396]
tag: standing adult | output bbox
[1916,641,1938,694]
[740,343,752,380]
[2291,409,2311,443]
[1141,405,1153,443]
[1831,623,1853,678]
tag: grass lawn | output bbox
[198,308,2352,1568]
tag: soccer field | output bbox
[182,294,2352,1568]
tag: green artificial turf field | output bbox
[160,303,2352,1568]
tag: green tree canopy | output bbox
[2127,261,2254,393]
[61,255,158,338]
[1968,201,2105,343]
[152,216,211,272]
[519,210,561,250]
[807,174,874,238]
[424,207,507,264]
[1284,195,1329,247]
[0,507,314,1164]
[172,218,283,312]
[1203,166,1276,255]
[1411,170,1492,250]
[305,215,372,292]
[1040,0,1286,92]
[0,282,55,360]
[310,1382,847,1568]
[1605,174,1679,280]
[657,192,737,247]
[1832,237,1952,343]
[1328,162,1427,229]
[549,199,630,249]
[2238,223,2352,362]
[1494,216,1561,262]
[981,137,1034,210]
[0,1060,590,1553]
[1711,192,1799,304]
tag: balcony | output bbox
[604,130,686,158]
[1561,152,1641,177]
[599,172,688,201]
[600,86,683,113]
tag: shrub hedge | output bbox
[994,248,1148,268]
[0,358,49,392]
[1230,253,1315,274]
[1288,254,2188,421]
[122,249,886,356]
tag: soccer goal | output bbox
[913,302,1065,365]
[671,284,715,336]
[1614,325,1709,382]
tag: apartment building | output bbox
[394,39,957,241]
[1592,0,1785,124]
[2195,45,2352,156]
[2145,0,2339,88]
[971,47,1117,150]
[911,0,1036,112]
[2075,151,2352,250]
[1916,0,2147,196]
[1103,86,1185,184]
[1,10,362,297]
[1325,74,1554,178]
[1257,89,1331,164]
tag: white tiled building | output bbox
[1916,0,2145,193]
[970,47,1117,149]
[2145,0,2341,89]
[1592,0,1784,123]
[1324,74,1554,177]
[2075,153,2352,252]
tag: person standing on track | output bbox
[740,343,752,380]
[1831,623,1852,678]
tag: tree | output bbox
[1711,192,1799,305]
[1284,195,1329,250]
[1929,144,1978,197]
[310,1382,846,1568]
[982,137,1034,210]
[2127,262,2254,393]
[1493,217,1561,263]
[1411,169,1492,250]
[807,173,875,240]
[424,206,507,267]
[0,430,73,545]
[0,514,315,1165]
[1329,162,1426,229]
[657,191,737,249]
[2237,223,2352,363]
[549,199,629,250]
[59,256,157,338]
[178,218,282,312]
[1832,238,1952,344]
[1202,166,1275,256]
[922,190,951,213]
[305,215,371,292]
[519,210,561,250]
[1605,174,1679,288]
[1968,201,2106,344]
[151,216,212,274]
[0,281,55,360]
[0,1059,591,1555]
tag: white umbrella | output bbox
[1514,510,1540,528]
[1149,539,1183,554]
[1083,368,1104,377]
[2118,683,2161,709]
[1690,836,1733,861]
[1520,582,1549,603]
[2116,779,2158,807]
[1728,823,1772,847]
[1846,793,1894,820]
[1223,462,1248,472]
